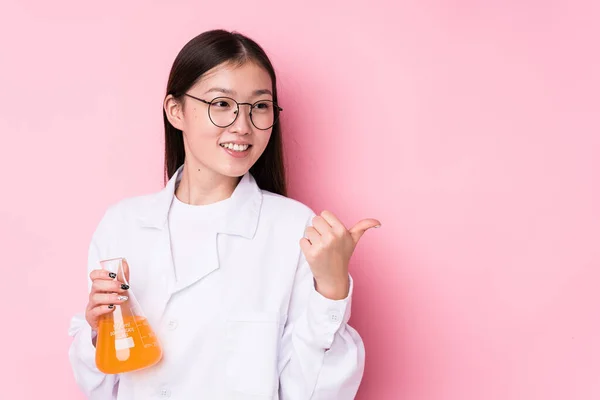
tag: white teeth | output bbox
[221,143,249,152]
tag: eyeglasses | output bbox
[183,93,283,130]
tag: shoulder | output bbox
[260,190,316,227]
[92,189,162,235]
[102,193,156,221]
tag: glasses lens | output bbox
[209,97,237,127]
[251,100,277,130]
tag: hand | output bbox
[85,260,130,331]
[300,210,380,300]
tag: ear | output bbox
[164,94,185,131]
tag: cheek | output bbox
[186,107,204,127]
[256,131,273,150]
[183,113,222,149]
[185,108,217,134]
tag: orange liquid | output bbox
[96,315,162,374]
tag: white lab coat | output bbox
[68,166,365,399]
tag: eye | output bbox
[253,101,273,112]
[211,98,234,109]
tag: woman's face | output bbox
[165,61,275,179]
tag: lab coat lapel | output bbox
[135,165,263,318]
[171,231,220,294]
[144,226,176,323]
[135,168,179,321]
[168,171,263,293]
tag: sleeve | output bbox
[277,221,365,399]
[67,209,120,399]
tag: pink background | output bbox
[1,1,599,399]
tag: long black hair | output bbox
[163,29,286,196]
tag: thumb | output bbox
[349,218,381,243]
[122,258,131,284]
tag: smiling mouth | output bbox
[220,143,252,152]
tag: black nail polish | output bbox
[109,272,117,279]
[108,304,114,309]
[121,284,129,290]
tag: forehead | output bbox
[192,61,273,95]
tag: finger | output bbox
[122,258,131,284]
[311,215,332,236]
[89,269,118,282]
[349,218,381,243]
[91,279,130,294]
[89,304,117,319]
[320,210,347,234]
[304,226,321,245]
[91,293,129,307]
[299,237,312,255]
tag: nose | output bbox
[229,104,253,135]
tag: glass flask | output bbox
[95,257,162,374]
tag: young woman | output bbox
[68,29,380,399]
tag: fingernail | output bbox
[108,304,114,309]
[117,295,128,301]
[374,225,381,228]
[108,272,117,279]
[121,284,129,290]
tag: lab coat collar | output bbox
[137,165,262,239]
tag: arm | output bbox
[68,212,120,399]
[278,208,379,399]
[278,253,364,399]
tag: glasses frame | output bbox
[183,93,283,131]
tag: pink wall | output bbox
[1,1,598,399]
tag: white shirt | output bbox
[68,166,365,399]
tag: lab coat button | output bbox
[167,320,178,330]
[328,310,341,323]
[159,388,171,398]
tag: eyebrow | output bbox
[204,87,273,97]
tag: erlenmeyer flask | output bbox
[95,257,162,374]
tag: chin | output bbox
[218,166,252,178]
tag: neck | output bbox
[175,161,241,206]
